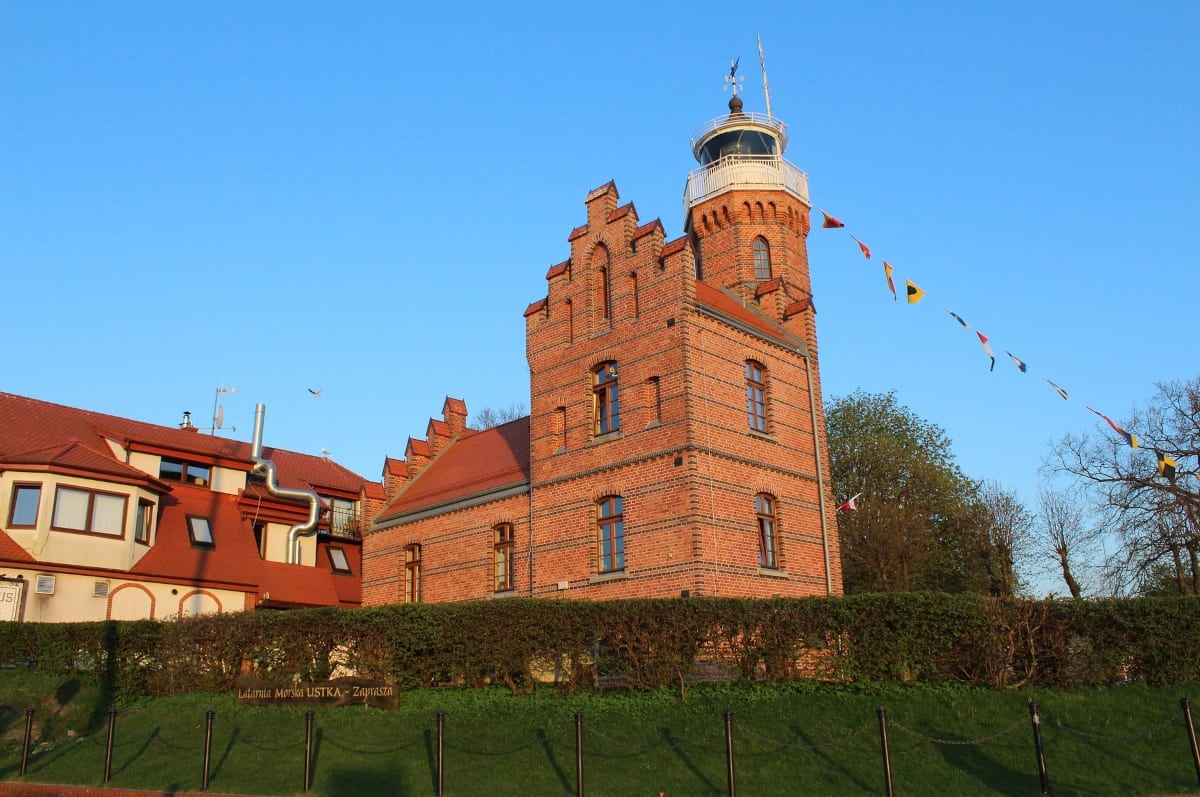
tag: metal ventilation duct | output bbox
[250,403,321,565]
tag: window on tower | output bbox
[753,237,772,280]
[597,495,625,573]
[745,360,768,433]
[593,362,620,436]
[756,493,779,569]
[494,523,514,592]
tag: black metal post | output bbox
[201,708,214,791]
[436,709,446,797]
[575,711,585,797]
[724,709,736,797]
[1181,698,1200,788]
[876,706,894,797]
[19,705,34,772]
[303,709,315,793]
[1028,701,1050,796]
[103,708,117,783]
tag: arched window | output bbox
[745,361,767,432]
[494,524,514,592]
[593,362,620,435]
[597,495,625,572]
[753,237,772,280]
[592,245,612,322]
[756,494,779,569]
[404,544,422,603]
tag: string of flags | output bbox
[819,208,1195,508]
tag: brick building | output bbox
[363,93,842,603]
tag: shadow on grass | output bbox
[661,726,722,795]
[933,739,1034,796]
[323,764,410,796]
[788,722,874,793]
[536,727,573,795]
[110,725,159,779]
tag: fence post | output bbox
[303,709,315,793]
[1181,698,1200,788]
[1028,701,1050,796]
[19,707,34,777]
[103,708,117,783]
[436,709,446,797]
[876,706,894,797]
[575,710,585,797]
[724,710,736,797]
[201,708,215,791]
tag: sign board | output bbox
[0,578,25,622]
[235,675,398,710]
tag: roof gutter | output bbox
[250,403,321,565]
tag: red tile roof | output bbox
[754,277,782,298]
[524,298,548,318]
[375,417,530,522]
[0,530,36,564]
[608,203,636,223]
[661,237,688,258]
[567,224,588,242]
[545,260,570,280]
[0,392,365,493]
[632,220,664,241]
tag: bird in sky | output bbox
[308,388,322,398]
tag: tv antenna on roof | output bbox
[210,385,238,435]
[757,33,773,121]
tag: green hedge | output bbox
[3,594,1198,702]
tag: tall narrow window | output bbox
[745,361,767,432]
[494,523,514,592]
[756,494,779,569]
[566,298,574,343]
[629,272,640,318]
[9,484,41,528]
[404,544,422,603]
[554,406,567,452]
[599,267,611,320]
[593,362,620,435]
[597,496,625,573]
[593,244,612,322]
[753,237,772,280]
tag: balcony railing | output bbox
[324,507,361,540]
[684,155,809,210]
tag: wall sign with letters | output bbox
[0,578,25,622]
[235,675,398,710]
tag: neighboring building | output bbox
[363,93,842,603]
[0,392,371,622]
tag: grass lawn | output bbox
[2,670,1200,796]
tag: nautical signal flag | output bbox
[976,331,996,371]
[837,492,862,512]
[882,262,897,300]
[851,235,871,260]
[1046,379,1070,401]
[906,280,925,304]
[1156,450,1178,483]
[820,210,845,228]
[1006,352,1028,373]
[945,307,969,328]
[1086,405,1139,450]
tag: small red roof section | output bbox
[584,180,617,203]
[632,220,664,241]
[694,281,804,351]
[376,417,530,522]
[567,224,588,242]
[444,397,468,417]
[785,297,813,317]
[660,237,688,258]
[0,530,36,564]
[754,277,782,298]
[608,203,636,223]
[258,560,341,608]
[524,298,548,318]
[363,481,385,501]
[406,438,432,458]
[545,260,570,280]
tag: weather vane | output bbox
[724,56,743,96]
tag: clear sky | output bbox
[3,2,1196,530]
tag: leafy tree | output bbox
[1043,376,1200,596]
[828,390,1001,593]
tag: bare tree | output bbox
[471,402,527,430]
[975,480,1033,597]
[1035,488,1098,599]
[1043,376,1200,596]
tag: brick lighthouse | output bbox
[365,71,841,605]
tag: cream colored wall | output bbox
[261,522,290,562]
[0,567,247,623]
[210,466,246,495]
[128,450,159,476]
[0,471,159,570]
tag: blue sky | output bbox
[3,2,1196,528]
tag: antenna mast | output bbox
[757,33,773,122]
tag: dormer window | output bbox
[160,458,211,487]
[328,547,352,574]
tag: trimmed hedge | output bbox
[3,594,1198,702]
